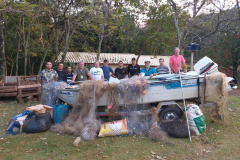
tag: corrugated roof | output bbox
[57,52,171,67]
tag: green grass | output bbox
[0,97,240,160]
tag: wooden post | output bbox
[17,77,23,104]
[190,51,194,71]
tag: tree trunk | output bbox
[31,62,34,75]
[97,23,104,61]
[16,35,20,76]
[38,44,51,73]
[136,41,147,63]
[28,51,31,75]
[62,18,77,62]
[15,17,21,76]
[23,18,32,76]
[55,26,59,61]
[0,15,6,82]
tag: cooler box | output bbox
[53,104,70,124]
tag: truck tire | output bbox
[159,107,182,120]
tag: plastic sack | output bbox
[22,112,52,133]
[26,104,53,114]
[98,118,129,137]
[186,104,206,135]
[13,110,32,120]
[6,119,21,135]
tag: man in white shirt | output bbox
[90,61,104,80]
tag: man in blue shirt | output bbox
[100,59,114,81]
[66,66,74,84]
[140,61,157,78]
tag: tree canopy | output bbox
[0,0,239,81]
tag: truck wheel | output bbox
[159,107,182,120]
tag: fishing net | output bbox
[201,72,228,121]
[52,77,166,141]
[41,81,68,106]
[51,80,104,141]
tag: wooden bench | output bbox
[16,75,42,105]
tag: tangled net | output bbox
[52,76,166,141]
[52,80,105,140]
[201,72,228,121]
[42,81,69,106]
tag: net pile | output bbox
[42,81,68,106]
[118,77,166,139]
[52,77,166,141]
[201,72,228,121]
[52,80,105,140]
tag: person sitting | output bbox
[66,66,74,84]
[156,58,169,74]
[114,61,128,79]
[140,61,157,78]
[169,47,187,74]
[71,61,93,83]
[100,59,114,81]
[90,61,104,80]
[127,57,140,77]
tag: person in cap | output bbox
[140,61,157,78]
[90,61,104,80]
[156,58,169,74]
[100,59,114,81]
[169,47,187,74]
[127,57,140,77]
[71,61,93,83]
[114,60,128,79]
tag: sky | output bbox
[135,0,238,26]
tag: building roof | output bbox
[57,52,171,67]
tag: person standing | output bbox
[115,61,128,79]
[55,62,67,82]
[156,58,169,74]
[169,47,187,74]
[128,57,140,77]
[38,61,58,85]
[71,61,93,83]
[140,61,157,78]
[100,59,114,81]
[66,66,74,84]
[90,61,104,80]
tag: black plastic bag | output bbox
[22,112,52,133]
[160,119,194,138]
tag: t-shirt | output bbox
[169,55,186,72]
[56,69,67,82]
[156,65,169,74]
[100,66,113,81]
[127,64,140,77]
[38,69,58,85]
[115,67,128,79]
[66,72,74,84]
[140,67,157,76]
[74,67,89,81]
[90,67,104,80]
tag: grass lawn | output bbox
[0,97,240,160]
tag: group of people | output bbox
[38,47,187,85]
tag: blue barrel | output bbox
[53,104,70,124]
